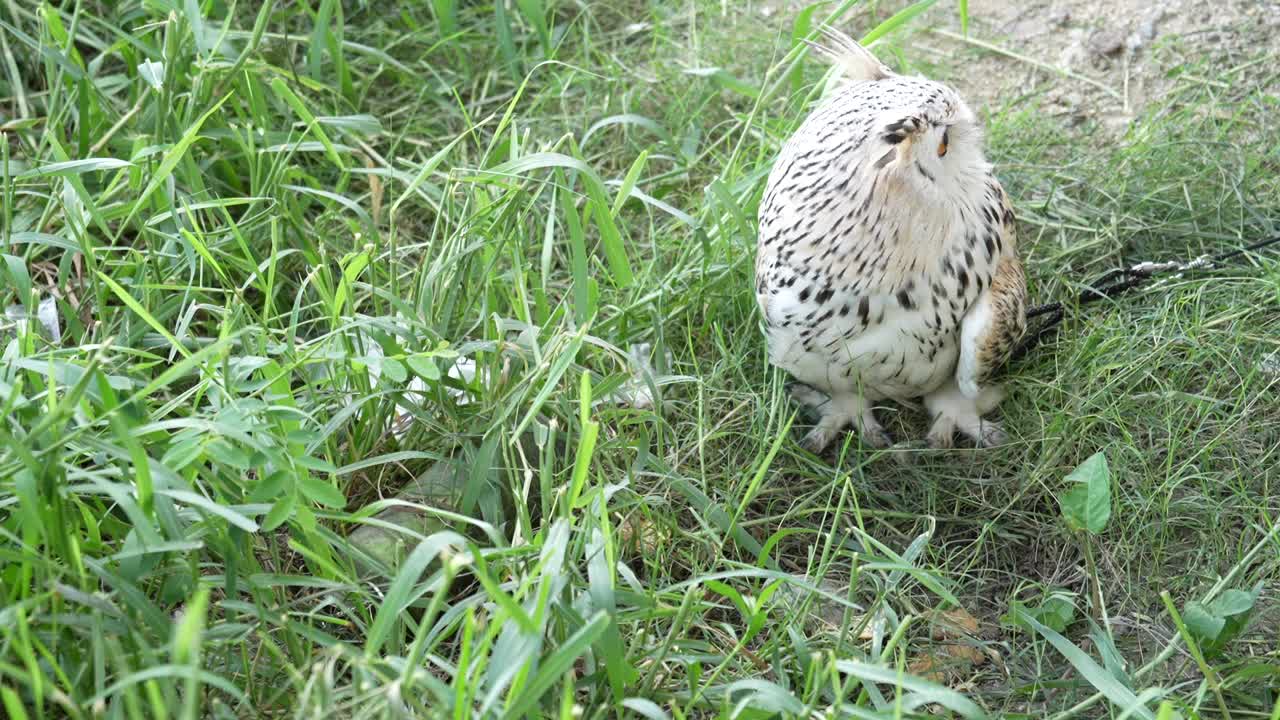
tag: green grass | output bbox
[2,1,1278,718]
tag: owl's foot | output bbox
[925,416,1006,448]
[925,417,956,449]
[924,381,1007,448]
[787,383,831,417]
[790,386,890,452]
[974,421,1007,447]
[800,423,893,453]
[800,427,836,453]
[799,423,892,453]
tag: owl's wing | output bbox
[955,189,1027,398]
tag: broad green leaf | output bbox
[1039,593,1079,631]
[294,455,338,474]
[493,0,518,76]
[611,149,649,217]
[790,1,825,94]
[1061,451,1111,534]
[1182,601,1224,643]
[1004,591,1077,634]
[1185,583,1262,655]
[262,493,295,532]
[514,0,550,54]
[205,440,252,470]
[298,476,346,509]
[380,357,407,384]
[1208,585,1261,617]
[406,355,440,381]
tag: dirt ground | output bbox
[933,0,1280,129]
[758,0,1280,130]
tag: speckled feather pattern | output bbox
[756,32,1027,449]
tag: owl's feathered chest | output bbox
[754,84,1013,397]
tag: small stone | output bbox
[1261,351,1280,378]
[1047,6,1071,27]
[347,430,546,572]
[1087,29,1126,57]
[347,460,467,571]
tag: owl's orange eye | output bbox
[938,128,950,157]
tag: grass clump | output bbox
[1,1,1277,718]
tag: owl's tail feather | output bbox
[803,26,893,83]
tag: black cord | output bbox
[1008,233,1280,364]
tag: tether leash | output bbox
[1008,233,1280,364]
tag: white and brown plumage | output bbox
[756,29,1027,452]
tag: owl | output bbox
[755,28,1027,452]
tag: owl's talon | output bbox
[800,428,835,453]
[926,428,955,450]
[799,426,891,454]
[861,426,893,449]
[974,421,1007,448]
[792,391,891,454]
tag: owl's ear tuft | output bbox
[804,26,893,82]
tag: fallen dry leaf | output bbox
[908,606,994,684]
[934,607,981,638]
[617,512,666,556]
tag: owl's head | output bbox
[808,27,990,200]
[875,82,988,195]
